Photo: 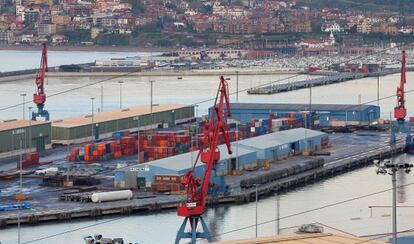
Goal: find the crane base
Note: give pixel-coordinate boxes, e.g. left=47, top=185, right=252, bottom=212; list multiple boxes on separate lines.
left=32, top=110, right=50, bottom=121
left=175, top=216, right=212, bottom=244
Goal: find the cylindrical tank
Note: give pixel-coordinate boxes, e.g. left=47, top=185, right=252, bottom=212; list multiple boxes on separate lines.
left=91, top=190, right=133, bottom=203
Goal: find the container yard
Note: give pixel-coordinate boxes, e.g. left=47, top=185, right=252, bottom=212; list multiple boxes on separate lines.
left=0, top=131, right=406, bottom=228
left=51, top=104, right=194, bottom=145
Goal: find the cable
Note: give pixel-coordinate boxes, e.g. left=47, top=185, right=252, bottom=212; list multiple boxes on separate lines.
left=213, top=181, right=414, bottom=237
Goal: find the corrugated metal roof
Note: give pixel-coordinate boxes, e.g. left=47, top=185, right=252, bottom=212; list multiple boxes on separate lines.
left=238, top=128, right=325, bottom=149
left=0, top=119, right=50, bottom=132
left=214, top=233, right=384, bottom=244
left=51, top=104, right=189, bottom=128
left=230, top=103, right=376, bottom=112
left=123, top=142, right=256, bottom=172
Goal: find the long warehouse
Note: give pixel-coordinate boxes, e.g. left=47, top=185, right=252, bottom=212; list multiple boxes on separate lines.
left=52, top=104, right=194, bottom=144
left=114, top=128, right=327, bottom=189
left=228, top=103, right=380, bottom=126
left=0, top=119, right=51, bottom=159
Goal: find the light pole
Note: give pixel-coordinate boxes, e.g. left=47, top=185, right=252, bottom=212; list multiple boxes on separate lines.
left=276, top=194, right=280, bottom=235
left=17, top=138, right=23, bottom=244
left=28, top=107, right=33, bottom=151
left=149, top=80, right=155, bottom=125
left=101, top=84, right=104, bottom=112
left=20, top=93, right=26, bottom=120
left=118, top=81, right=124, bottom=109
left=236, top=71, right=239, bottom=102
left=255, top=183, right=259, bottom=238
left=90, top=97, right=95, bottom=140
left=374, top=159, right=413, bottom=244
left=377, top=75, right=380, bottom=106
left=149, top=80, right=154, bottom=113
left=134, top=116, right=141, bottom=163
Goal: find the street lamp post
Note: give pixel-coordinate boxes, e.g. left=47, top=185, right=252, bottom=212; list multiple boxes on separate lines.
left=374, top=158, right=413, bottom=244
left=118, top=81, right=124, bottom=109
left=149, top=80, right=155, bottom=125
left=255, top=183, right=259, bottom=238
left=90, top=97, right=95, bottom=140
left=135, top=116, right=140, bottom=163
left=101, top=84, right=104, bottom=112
left=149, top=80, right=154, bottom=113
left=21, top=93, right=26, bottom=120
left=236, top=71, right=239, bottom=103
left=28, top=107, right=33, bottom=151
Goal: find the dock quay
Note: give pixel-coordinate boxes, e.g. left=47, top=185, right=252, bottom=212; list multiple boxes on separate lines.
left=0, top=133, right=405, bottom=228
left=247, top=68, right=413, bottom=95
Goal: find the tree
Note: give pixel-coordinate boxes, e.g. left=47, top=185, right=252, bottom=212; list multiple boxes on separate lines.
left=63, top=29, right=91, bottom=43
left=96, top=33, right=130, bottom=45
left=131, top=0, right=146, bottom=14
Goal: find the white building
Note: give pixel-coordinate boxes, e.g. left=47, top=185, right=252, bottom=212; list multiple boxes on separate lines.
left=322, top=22, right=343, bottom=33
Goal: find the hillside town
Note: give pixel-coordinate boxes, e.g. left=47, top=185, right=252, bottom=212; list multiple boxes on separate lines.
left=0, top=0, right=413, bottom=49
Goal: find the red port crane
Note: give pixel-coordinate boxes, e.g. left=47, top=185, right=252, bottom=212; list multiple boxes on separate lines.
left=32, top=43, right=50, bottom=121
left=394, top=50, right=407, bottom=122
left=175, top=76, right=232, bottom=244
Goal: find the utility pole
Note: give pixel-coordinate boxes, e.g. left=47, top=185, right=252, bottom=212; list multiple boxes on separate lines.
left=149, top=80, right=154, bottom=113
left=101, top=84, right=104, bottom=112
left=149, top=80, right=155, bottom=125
left=255, top=183, right=259, bottom=238
left=21, top=93, right=26, bottom=120
left=236, top=71, right=239, bottom=102
left=374, top=159, right=413, bottom=244
left=90, top=97, right=95, bottom=140
left=118, top=81, right=124, bottom=109
left=377, top=75, right=380, bottom=106
left=28, top=107, right=33, bottom=151
left=276, top=194, right=280, bottom=235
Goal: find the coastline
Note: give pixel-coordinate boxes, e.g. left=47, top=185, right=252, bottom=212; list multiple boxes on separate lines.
left=0, top=69, right=300, bottom=82
left=0, top=45, right=171, bottom=53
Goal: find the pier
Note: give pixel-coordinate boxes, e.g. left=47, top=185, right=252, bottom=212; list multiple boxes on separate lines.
left=0, top=134, right=405, bottom=228
left=247, top=68, right=410, bottom=95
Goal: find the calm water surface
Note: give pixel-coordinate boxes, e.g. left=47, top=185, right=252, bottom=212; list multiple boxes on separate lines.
left=1, top=51, right=414, bottom=243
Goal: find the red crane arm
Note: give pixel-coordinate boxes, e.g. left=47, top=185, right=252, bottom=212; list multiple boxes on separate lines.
left=177, top=76, right=232, bottom=217
left=33, top=43, right=48, bottom=106
left=394, top=50, right=407, bottom=121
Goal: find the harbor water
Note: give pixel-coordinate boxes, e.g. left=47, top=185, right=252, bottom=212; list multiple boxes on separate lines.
left=1, top=51, right=414, bottom=243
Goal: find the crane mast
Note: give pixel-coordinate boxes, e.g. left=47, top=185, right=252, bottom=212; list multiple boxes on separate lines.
left=32, top=43, right=50, bottom=121
left=175, top=76, right=232, bottom=244
left=394, top=50, right=407, bottom=123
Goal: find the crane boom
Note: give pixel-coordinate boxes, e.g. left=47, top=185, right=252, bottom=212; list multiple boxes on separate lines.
left=394, top=50, right=406, bottom=122
left=32, top=43, right=50, bottom=121
left=175, top=76, right=232, bottom=244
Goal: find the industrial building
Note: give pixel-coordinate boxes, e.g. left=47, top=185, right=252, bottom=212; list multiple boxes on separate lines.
left=228, top=103, right=380, bottom=126
left=51, top=104, right=194, bottom=144
left=114, top=128, right=327, bottom=189
left=114, top=142, right=257, bottom=188
left=0, top=119, right=51, bottom=158
left=237, top=128, right=327, bottom=161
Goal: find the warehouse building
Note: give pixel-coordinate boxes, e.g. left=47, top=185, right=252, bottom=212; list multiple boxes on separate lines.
left=52, top=104, right=194, bottom=145
left=114, top=128, right=327, bottom=189
left=0, top=119, right=51, bottom=158
left=228, top=103, right=380, bottom=126
left=237, top=128, right=327, bottom=162
left=114, top=142, right=257, bottom=188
